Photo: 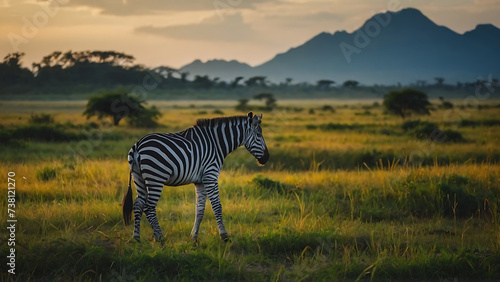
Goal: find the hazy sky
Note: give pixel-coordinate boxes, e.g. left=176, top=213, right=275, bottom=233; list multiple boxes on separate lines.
left=1, top=0, right=499, bottom=69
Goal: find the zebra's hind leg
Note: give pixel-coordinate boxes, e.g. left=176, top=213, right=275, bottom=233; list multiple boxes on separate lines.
left=144, top=181, right=165, bottom=243
left=132, top=170, right=147, bottom=243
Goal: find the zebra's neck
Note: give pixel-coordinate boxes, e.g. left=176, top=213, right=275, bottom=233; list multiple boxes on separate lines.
left=196, top=116, right=249, bottom=159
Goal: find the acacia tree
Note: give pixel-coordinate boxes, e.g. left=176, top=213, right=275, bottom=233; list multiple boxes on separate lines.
left=83, top=91, right=160, bottom=126
left=254, top=92, right=277, bottom=110
left=245, top=76, right=267, bottom=87
left=235, top=98, right=249, bottom=111
left=230, top=76, right=244, bottom=88
left=434, top=77, right=445, bottom=86
left=383, top=88, right=430, bottom=119
left=317, top=79, right=335, bottom=90
left=343, top=80, right=359, bottom=88
left=0, top=52, right=33, bottom=86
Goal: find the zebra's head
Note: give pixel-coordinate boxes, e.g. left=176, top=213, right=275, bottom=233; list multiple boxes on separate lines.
left=244, top=112, right=270, bottom=165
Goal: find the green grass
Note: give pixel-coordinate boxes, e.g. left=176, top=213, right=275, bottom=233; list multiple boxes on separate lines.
left=0, top=100, right=499, bottom=281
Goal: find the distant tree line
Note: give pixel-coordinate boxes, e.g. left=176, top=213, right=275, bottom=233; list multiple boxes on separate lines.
left=1, top=51, right=497, bottom=95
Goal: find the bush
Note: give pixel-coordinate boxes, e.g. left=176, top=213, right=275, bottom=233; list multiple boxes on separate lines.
left=0, top=130, right=12, bottom=144
left=320, top=123, right=355, bottom=130
left=441, top=130, right=465, bottom=143
left=29, top=113, right=54, bottom=125
left=37, top=166, right=58, bottom=181
left=355, top=110, right=372, bottom=116
left=438, top=175, right=479, bottom=218
left=11, top=125, right=78, bottom=142
left=456, top=119, right=500, bottom=127
left=402, top=120, right=464, bottom=142
left=320, top=105, right=335, bottom=112
left=306, top=123, right=365, bottom=131
left=402, top=120, right=438, bottom=139
left=413, top=122, right=439, bottom=139
left=440, top=101, right=454, bottom=109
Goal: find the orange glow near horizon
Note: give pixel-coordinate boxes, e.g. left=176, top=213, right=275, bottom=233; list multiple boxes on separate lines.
left=1, top=0, right=499, bottom=68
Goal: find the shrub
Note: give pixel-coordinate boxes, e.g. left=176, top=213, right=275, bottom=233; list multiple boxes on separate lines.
left=402, top=120, right=435, bottom=131
left=0, top=130, right=12, bottom=144
left=37, top=166, right=58, bottom=181
left=355, top=110, right=372, bottom=116
left=29, top=113, right=54, bottom=125
left=402, top=120, right=464, bottom=142
left=457, top=119, right=500, bottom=127
left=413, top=122, right=439, bottom=139
left=402, top=120, right=437, bottom=139
left=320, top=123, right=355, bottom=130
left=438, top=175, right=479, bottom=218
left=320, top=105, right=335, bottom=112
left=306, top=123, right=364, bottom=131
left=440, top=101, right=454, bottom=109
left=440, top=130, right=464, bottom=143
left=11, top=125, right=78, bottom=142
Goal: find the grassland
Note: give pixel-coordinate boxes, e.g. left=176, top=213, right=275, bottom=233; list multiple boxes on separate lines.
left=0, top=99, right=499, bottom=281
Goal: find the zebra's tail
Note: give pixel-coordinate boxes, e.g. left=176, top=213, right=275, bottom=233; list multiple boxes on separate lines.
left=122, top=170, right=133, bottom=225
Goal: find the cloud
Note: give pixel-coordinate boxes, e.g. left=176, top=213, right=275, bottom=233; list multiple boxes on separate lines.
left=57, top=0, right=276, bottom=15
left=474, top=0, right=500, bottom=4
left=135, top=13, right=254, bottom=41
left=264, top=11, right=347, bottom=27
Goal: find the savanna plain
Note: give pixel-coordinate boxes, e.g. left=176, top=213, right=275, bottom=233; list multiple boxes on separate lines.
left=0, top=99, right=499, bottom=281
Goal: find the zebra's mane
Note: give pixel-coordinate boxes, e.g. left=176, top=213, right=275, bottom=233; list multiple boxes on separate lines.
left=195, top=115, right=248, bottom=128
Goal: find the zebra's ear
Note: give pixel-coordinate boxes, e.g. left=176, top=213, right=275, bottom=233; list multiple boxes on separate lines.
left=251, top=114, right=260, bottom=126
left=247, top=112, right=254, bottom=119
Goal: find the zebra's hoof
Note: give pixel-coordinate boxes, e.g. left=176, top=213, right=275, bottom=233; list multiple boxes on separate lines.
left=220, top=233, right=230, bottom=242
left=154, top=236, right=167, bottom=245
left=192, top=238, right=198, bottom=247
left=131, top=236, right=141, bottom=244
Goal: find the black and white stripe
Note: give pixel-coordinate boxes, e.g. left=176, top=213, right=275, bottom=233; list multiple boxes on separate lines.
left=122, top=112, right=269, bottom=242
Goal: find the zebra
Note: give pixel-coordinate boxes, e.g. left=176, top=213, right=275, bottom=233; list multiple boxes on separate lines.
left=122, top=112, right=269, bottom=243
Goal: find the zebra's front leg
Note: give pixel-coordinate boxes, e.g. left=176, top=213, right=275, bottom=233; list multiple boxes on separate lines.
left=191, top=183, right=207, bottom=242
left=206, top=182, right=229, bottom=241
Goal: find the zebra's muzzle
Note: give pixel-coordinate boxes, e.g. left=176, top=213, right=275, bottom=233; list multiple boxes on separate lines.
left=257, top=148, right=270, bottom=165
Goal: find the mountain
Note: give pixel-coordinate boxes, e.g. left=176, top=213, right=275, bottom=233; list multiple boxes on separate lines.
left=180, top=8, right=500, bottom=85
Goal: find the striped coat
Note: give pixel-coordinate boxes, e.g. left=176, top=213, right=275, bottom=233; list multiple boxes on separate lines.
left=122, top=112, right=269, bottom=243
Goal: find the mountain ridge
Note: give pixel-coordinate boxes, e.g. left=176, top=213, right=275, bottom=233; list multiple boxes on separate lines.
left=180, top=8, right=500, bottom=85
